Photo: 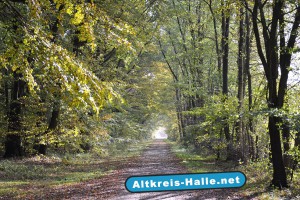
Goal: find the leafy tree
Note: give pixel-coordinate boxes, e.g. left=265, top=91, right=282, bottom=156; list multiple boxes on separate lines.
left=248, top=0, right=300, bottom=188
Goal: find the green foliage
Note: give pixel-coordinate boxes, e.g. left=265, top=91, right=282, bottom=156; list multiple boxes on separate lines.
left=0, top=140, right=151, bottom=198
left=0, top=0, right=165, bottom=156
left=188, top=95, right=239, bottom=132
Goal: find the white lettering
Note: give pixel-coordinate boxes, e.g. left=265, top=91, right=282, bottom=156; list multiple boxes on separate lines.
left=221, top=178, right=227, bottom=184
left=235, top=176, right=240, bottom=184
left=194, top=179, right=200, bottom=185
left=133, top=181, right=140, bottom=188
left=141, top=180, right=144, bottom=188
left=145, top=180, right=149, bottom=187
left=150, top=180, right=157, bottom=187
left=158, top=181, right=162, bottom=187
left=228, top=178, right=234, bottom=184
left=163, top=181, right=169, bottom=187
left=185, top=178, right=193, bottom=186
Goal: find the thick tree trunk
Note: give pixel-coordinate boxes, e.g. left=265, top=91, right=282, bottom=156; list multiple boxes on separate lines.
left=4, top=72, right=26, bottom=158
left=267, top=65, right=288, bottom=188
left=48, top=101, right=60, bottom=130
left=34, top=99, right=60, bottom=155
left=269, top=116, right=288, bottom=188
left=4, top=134, right=22, bottom=158
left=278, top=5, right=292, bottom=170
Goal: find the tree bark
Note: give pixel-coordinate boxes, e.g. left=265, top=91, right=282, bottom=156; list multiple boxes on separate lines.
left=245, top=9, right=255, bottom=161
left=221, top=0, right=233, bottom=160
left=269, top=116, right=287, bottom=188
left=237, top=4, right=245, bottom=161
left=4, top=72, right=26, bottom=158
left=175, top=88, right=184, bottom=139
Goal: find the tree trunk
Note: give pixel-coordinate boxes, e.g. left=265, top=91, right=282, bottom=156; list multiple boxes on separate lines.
left=282, top=122, right=291, bottom=168
left=237, top=5, right=245, bottom=161
left=221, top=1, right=233, bottom=160
left=269, top=116, right=288, bottom=188
left=245, top=8, right=255, bottom=161
left=267, top=60, right=288, bottom=188
left=205, top=0, right=222, bottom=82
left=277, top=4, right=291, bottom=169
left=4, top=72, right=26, bottom=158
left=175, top=88, right=184, bottom=139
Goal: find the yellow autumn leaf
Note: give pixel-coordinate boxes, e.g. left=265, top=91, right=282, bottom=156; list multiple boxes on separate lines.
left=71, top=7, right=84, bottom=25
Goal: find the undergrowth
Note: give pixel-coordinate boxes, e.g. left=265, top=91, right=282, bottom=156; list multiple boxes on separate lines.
left=168, top=140, right=300, bottom=200
left=0, top=140, right=152, bottom=199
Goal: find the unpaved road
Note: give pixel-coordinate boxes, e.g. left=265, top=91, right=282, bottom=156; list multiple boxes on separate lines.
left=28, top=140, right=246, bottom=200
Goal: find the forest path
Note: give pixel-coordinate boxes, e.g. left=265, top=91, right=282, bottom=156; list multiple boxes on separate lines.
left=28, top=140, right=245, bottom=200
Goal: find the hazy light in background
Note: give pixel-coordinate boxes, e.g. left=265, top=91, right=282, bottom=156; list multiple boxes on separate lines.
left=153, top=127, right=168, bottom=139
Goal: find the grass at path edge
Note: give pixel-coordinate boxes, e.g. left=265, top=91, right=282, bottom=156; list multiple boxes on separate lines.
left=0, top=140, right=153, bottom=199
left=167, top=140, right=300, bottom=200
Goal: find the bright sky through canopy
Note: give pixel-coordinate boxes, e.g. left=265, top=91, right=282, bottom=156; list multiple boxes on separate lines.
left=153, top=127, right=168, bottom=139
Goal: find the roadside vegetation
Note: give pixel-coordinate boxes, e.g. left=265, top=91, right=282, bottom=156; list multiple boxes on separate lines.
left=169, top=141, right=300, bottom=200
left=0, top=140, right=152, bottom=199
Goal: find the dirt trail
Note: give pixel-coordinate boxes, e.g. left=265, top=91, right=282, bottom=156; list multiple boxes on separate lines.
left=28, top=140, right=245, bottom=200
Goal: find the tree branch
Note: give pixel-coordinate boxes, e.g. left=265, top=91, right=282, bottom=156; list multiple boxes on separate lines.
left=252, top=0, right=268, bottom=79
left=158, top=40, right=178, bottom=82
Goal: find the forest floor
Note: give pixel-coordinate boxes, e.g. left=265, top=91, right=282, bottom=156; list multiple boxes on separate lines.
left=0, top=140, right=299, bottom=199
